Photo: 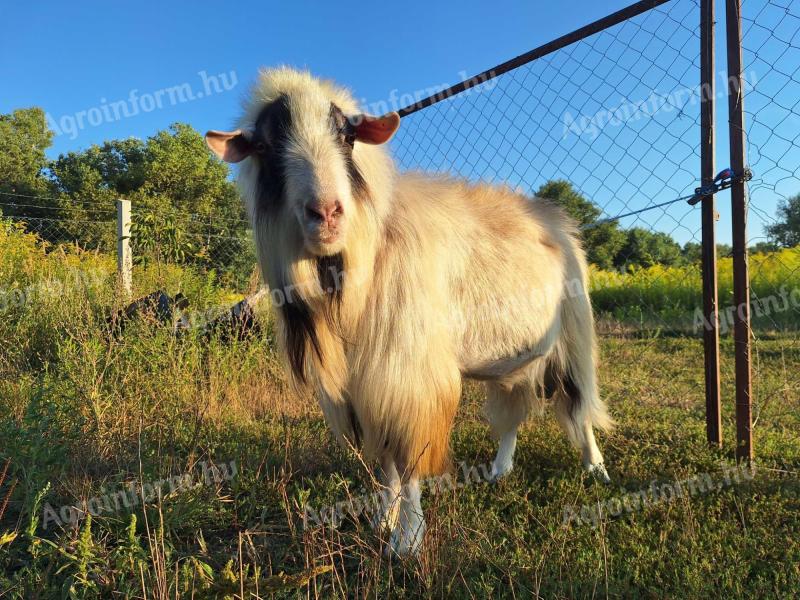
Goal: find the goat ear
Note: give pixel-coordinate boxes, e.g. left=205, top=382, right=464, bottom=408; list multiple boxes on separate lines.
left=205, top=129, right=254, bottom=163
left=350, top=112, right=401, bottom=145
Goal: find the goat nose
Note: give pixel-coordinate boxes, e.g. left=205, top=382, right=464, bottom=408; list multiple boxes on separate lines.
left=306, top=200, right=343, bottom=225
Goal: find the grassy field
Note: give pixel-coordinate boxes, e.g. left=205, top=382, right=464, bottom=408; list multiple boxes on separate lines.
left=1, top=220, right=799, bottom=598
left=590, top=248, right=800, bottom=330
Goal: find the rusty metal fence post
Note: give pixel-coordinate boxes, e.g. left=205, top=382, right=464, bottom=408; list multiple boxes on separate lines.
left=700, top=0, right=721, bottom=448
left=725, top=0, right=754, bottom=463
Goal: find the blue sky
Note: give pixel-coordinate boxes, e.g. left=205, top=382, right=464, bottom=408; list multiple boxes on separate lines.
left=1, top=0, right=797, bottom=246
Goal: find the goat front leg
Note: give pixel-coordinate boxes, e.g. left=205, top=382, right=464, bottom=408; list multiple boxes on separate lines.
left=371, top=455, right=402, bottom=532
left=373, top=456, right=425, bottom=556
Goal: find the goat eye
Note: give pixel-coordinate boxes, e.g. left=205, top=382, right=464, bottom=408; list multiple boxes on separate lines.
left=254, top=141, right=267, bottom=153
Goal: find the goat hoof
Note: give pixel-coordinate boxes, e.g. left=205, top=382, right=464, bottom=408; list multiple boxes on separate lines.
left=586, top=462, right=611, bottom=484
left=370, top=503, right=399, bottom=532
left=489, top=461, right=513, bottom=483
left=385, top=521, right=425, bottom=557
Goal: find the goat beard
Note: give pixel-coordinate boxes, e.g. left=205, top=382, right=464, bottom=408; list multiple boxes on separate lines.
left=279, top=252, right=349, bottom=400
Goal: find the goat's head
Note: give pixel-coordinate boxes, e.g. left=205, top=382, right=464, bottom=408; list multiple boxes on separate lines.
left=205, top=68, right=400, bottom=258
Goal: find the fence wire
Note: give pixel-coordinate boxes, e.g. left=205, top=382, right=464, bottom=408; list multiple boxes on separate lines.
left=393, top=0, right=705, bottom=333
left=128, top=204, right=255, bottom=290
left=389, top=0, right=800, bottom=449
left=0, top=193, right=117, bottom=252
left=0, top=194, right=257, bottom=292
left=740, top=0, right=800, bottom=433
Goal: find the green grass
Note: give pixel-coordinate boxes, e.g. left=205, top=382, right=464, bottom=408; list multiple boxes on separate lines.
left=1, top=220, right=799, bottom=598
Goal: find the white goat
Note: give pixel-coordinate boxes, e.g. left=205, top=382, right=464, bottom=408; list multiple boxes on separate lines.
left=206, top=67, right=612, bottom=555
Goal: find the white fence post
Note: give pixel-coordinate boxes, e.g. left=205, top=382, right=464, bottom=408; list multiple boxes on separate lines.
left=116, top=199, right=132, bottom=297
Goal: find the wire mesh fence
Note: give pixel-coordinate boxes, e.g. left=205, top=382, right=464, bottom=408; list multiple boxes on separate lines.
left=739, top=0, right=800, bottom=435
left=393, top=0, right=709, bottom=333
left=0, top=192, right=257, bottom=292
left=128, top=204, right=255, bottom=290
left=388, top=0, right=799, bottom=456
left=0, top=192, right=118, bottom=251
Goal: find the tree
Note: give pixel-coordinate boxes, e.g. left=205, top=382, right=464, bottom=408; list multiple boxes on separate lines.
left=535, top=180, right=625, bottom=269
left=47, top=139, right=149, bottom=248
left=0, top=108, right=53, bottom=196
left=682, top=241, right=702, bottom=264
left=0, top=108, right=60, bottom=243
left=49, top=125, right=238, bottom=215
left=614, top=228, right=683, bottom=269
left=766, top=194, right=800, bottom=248
left=750, top=241, right=778, bottom=255
left=51, top=138, right=147, bottom=200
left=140, top=123, right=238, bottom=216
left=48, top=123, right=250, bottom=268
left=132, top=123, right=251, bottom=285
left=681, top=242, right=743, bottom=264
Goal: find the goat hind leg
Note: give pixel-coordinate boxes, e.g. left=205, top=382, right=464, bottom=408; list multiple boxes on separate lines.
left=554, top=375, right=611, bottom=484
left=485, top=381, right=533, bottom=481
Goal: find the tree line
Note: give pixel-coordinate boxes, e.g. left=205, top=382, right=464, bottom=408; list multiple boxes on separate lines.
left=535, top=180, right=797, bottom=271
left=0, top=107, right=252, bottom=286
left=1, top=107, right=798, bottom=281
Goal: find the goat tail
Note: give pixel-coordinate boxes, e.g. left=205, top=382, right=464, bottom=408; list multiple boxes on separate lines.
left=555, top=253, right=614, bottom=443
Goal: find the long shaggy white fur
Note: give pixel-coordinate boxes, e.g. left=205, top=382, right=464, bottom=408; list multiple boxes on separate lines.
left=216, top=67, right=613, bottom=553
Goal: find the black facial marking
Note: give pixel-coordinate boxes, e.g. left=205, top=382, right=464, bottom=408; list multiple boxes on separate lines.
left=328, top=103, right=354, bottom=146
left=345, top=152, right=368, bottom=199
left=329, top=103, right=369, bottom=199
left=252, top=95, right=292, bottom=216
